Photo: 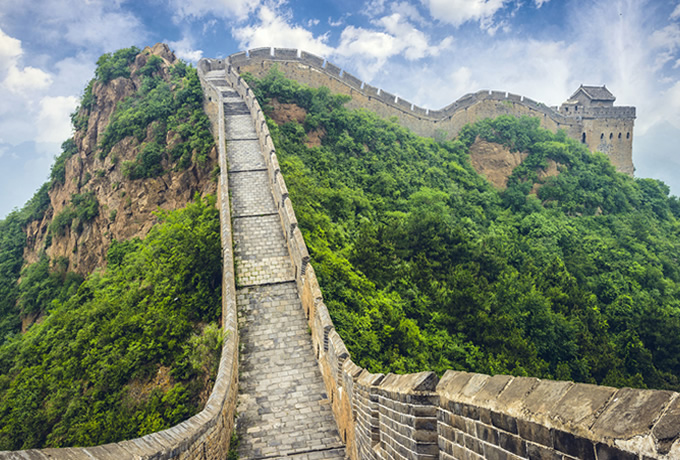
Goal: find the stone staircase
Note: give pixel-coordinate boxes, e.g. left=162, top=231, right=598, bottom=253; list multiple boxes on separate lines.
left=220, top=85, right=346, bottom=459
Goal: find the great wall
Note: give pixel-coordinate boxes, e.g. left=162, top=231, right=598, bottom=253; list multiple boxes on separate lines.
left=228, top=48, right=636, bottom=177
left=1, top=49, right=676, bottom=460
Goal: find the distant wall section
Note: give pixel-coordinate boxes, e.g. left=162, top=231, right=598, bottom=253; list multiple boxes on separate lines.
left=229, top=47, right=635, bottom=175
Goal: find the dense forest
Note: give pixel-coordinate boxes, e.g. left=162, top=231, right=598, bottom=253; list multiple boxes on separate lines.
left=0, top=48, right=221, bottom=449
left=246, top=69, right=680, bottom=391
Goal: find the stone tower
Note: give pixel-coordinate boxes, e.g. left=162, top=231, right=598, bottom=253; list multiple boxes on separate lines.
left=559, top=85, right=636, bottom=175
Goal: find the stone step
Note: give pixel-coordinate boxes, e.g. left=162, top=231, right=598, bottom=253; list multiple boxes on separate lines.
left=222, top=86, right=346, bottom=459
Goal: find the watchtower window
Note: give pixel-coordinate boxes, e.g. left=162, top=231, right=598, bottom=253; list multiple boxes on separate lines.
left=575, top=106, right=578, bottom=112
left=618, top=132, right=621, bottom=139
left=627, top=132, right=630, bottom=139
left=581, top=132, right=586, bottom=143
left=609, top=133, right=613, bottom=140
left=600, top=133, right=604, bottom=140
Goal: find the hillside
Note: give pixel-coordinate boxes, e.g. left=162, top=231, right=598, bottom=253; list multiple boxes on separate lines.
left=0, top=45, right=221, bottom=449
left=0, top=44, right=218, bottom=338
left=246, top=69, right=680, bottom=391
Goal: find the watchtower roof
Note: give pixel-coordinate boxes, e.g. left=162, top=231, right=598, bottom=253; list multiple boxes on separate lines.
left=570, top=85, right=616, bottom=102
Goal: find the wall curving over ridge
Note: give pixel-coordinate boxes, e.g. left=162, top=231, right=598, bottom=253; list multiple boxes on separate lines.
left=0, top=51, right=660, bottom=460
left=229, top=47, right=635, bottom=176
left=198, top=55, right=678, bottom=460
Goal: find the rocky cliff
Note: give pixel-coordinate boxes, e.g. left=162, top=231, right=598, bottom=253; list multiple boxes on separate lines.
left=23, top=44, right=218, bottom=277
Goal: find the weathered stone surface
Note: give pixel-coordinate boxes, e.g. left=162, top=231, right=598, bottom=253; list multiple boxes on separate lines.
left=652, top=395, right=680, bottom=453
left=590, top=388, right=674, bottom=440
left=522, top=380, right=573, bottom=417
left=549, top=382, right=616, bottom=436
left=473, top=374, right=513, bottom=409
left=223, top=86, right=345, bottom=459
left=496, top=377, right=540, bottom=416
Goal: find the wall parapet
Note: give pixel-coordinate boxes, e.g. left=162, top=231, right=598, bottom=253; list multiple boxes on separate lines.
left=226, top=47, right=587, bottom=125
left=0, top=58, right=241, bottom=460
left=204, top=53, right=676, bottom=460
left=229, top=47, right=636, bottom=176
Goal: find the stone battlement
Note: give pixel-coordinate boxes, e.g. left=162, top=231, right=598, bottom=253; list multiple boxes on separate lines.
left=0, top=52, right=654, bottom=460
left=227, top=47, right=636, bottom=176
left=200, top=55, right=677, bottom=459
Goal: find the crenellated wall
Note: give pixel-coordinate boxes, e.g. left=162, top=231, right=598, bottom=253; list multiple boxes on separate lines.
left=0, top=52, right=660, bottom=460
left=229, top=47, right=635, bottom=176
left=200, top=55, right=679, bottom=460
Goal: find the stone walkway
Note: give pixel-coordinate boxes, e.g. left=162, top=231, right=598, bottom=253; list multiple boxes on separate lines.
left=221, top=87, right=346, bottom=460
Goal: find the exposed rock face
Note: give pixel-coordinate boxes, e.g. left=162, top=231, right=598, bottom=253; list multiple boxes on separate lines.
left=23, top=44, right=218, bottom=275
left=468, top=138, right=561, bottom=192
left=468, top=138, right=527, bottom=190
left=268, top=100, right=325, bottom=148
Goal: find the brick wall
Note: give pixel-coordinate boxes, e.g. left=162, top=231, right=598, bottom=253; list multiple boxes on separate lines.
left=207, top=55, right=679, bottom=460
left=231, top=47, right=634, bottom=176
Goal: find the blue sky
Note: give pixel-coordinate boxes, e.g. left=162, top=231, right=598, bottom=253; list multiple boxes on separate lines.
left=1, top=0, right=679, bottom=218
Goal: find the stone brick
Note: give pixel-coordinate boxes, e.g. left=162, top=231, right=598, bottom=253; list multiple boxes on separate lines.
left=498, top=430, right=526, bottom=457
left=549, top=383, right=616, bottom=436
left=553, top=429, right=595, bottom=460
left=490, top=411, right=518, bottom=435
left=590, top=388, right=674, bottom=441
left=517, top=419, right=552, bottom=447
left=526, top=442, right=561, bottom=460
left=652, top=395, right=680, bottom=454
left=476, top=422, right=499, bottom=445
left=595, top=443, right=638, bottom=460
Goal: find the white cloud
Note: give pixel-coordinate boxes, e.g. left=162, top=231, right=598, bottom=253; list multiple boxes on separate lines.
left=170, top=0, right=262, bottom=21
left=535, top=0, right=550, bottom=7
left=0, top=28, right=22, bottom=72
left=420, top=0, right=507, bottom=27
left=671, top=3, right=680, bottom=20
left=328, top=17, right=344, bottom=27
left=233, top=6, right=333, bottom=56
left=391, top=1, right=427, bottom=25
left=0, top=28, right=53, bottom=96
left=450, top=67, right=477, bottom=95
left=168, top=38, right=204, bottom=62
left=1, top=0, right=146, bottom=51
left=36, top=96, right=78, bottom=143
left=4, top=65, right=53, bottom=94
left=335, top=13, right=452, bottom=79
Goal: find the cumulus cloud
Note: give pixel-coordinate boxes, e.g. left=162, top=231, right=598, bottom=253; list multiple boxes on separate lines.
left=4, top=66, right=52, bottom=94
left=170, top=0, right=262, bottom=21
left=0, top=28, right=22, bottom=72
left=334, top=13, right=452, bottom=80
left=1, top=0, right=146, bottom=51
left=420, top=0, right=507, bottom=28
left=168, top=38, right=204, bottom=62
left=0, top=28, right=53, bottom=96
left=233, top=6, right=333, bottom=56
left=36, top=96, right=78, bottom=143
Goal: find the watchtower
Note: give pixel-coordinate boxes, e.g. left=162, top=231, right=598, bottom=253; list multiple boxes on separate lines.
left=560, top=85, right=636, bottom=175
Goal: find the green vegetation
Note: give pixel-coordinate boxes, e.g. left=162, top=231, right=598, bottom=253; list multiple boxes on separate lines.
left=50, top=139, right=78, bottom=187
left=17, top=256, right=83, bottom=317
left=49, top=191, right=99, bottom=236
left=95, top=47, right=141, bottom=84
left=0, top=196, right=222, bottom=449
left=98, top=55, right=214, bottom=178
left=248, top=69, right=680, bottom=391
left=0, top=185, right=51, bottom=341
